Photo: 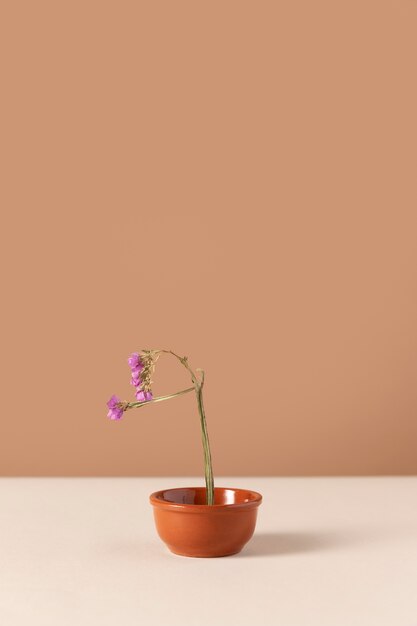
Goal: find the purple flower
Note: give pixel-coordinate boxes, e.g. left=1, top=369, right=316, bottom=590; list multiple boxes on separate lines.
left=128, top=353, right=143, bottom=371
left=107, top=395, right=124, bottom=420
left=128, top=353, right=144, bottom=389
left=135, top=390, right=153, bottom=402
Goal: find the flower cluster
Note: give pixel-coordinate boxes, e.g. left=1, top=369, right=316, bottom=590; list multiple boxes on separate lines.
left=128, top=351, right=155, bottom=401
left=107, top=395, right=125, bottom=421
left=107, top=350, right=157, bottom=421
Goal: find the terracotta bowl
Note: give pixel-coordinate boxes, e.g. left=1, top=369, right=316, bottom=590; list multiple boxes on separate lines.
left=149, top=486, right=262, bottom=557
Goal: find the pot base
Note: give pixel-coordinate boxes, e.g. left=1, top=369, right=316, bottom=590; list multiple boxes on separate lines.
left=167, top=546, right=244, bottom=558
left=150, top=487, right=262, bottom=558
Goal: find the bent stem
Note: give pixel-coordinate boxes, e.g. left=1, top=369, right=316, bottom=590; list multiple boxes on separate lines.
left=123, top=350, right=215, bottom=505
left=125, top=386, right=195, bottom=410
left=157, top=350, right=215, bottom=505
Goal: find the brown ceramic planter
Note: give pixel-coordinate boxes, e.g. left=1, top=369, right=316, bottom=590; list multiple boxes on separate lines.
left=149, top=486, right=262, bottom=557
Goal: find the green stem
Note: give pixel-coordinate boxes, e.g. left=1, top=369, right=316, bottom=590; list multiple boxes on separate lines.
left=155, top=350, right=215, bottom=505
left=195, top=383, right=214, bottom=505
left=125, top=386, right=194, bottom=410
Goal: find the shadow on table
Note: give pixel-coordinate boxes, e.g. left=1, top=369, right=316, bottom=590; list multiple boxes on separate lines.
left=98, top=532, right=351, bottom=560
left=238, top=531, right=345, bottom=557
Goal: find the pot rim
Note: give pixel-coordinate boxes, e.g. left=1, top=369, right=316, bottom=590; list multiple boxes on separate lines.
left=149, top=486, right=262, bottom=512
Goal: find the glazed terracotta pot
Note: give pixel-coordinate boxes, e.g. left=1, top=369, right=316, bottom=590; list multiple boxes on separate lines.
left=149, top=486, right=262, bottom=557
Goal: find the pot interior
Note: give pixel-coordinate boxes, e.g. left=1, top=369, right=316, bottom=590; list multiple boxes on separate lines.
left=156, top=487, right=261, bottom=506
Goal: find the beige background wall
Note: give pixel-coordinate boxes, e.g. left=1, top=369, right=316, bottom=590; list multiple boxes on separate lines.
left=1, top=1, right=416, bottom=476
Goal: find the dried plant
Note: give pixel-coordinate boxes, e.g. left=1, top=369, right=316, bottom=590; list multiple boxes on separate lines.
left=107, top=349, right=214, bottom=505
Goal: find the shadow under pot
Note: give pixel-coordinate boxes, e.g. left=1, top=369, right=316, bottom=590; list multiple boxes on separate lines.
left=149, top=486, right=262, bottom=557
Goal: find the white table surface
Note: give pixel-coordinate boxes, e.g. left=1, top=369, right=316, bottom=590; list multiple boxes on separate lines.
left=0, top=477, right=416, bottom=626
